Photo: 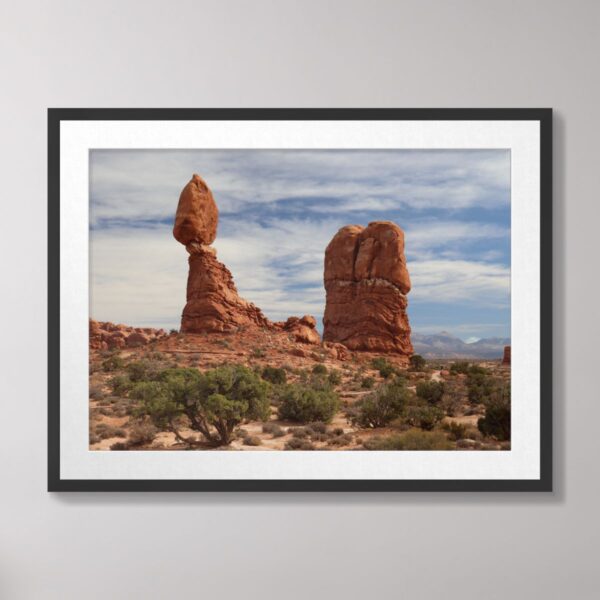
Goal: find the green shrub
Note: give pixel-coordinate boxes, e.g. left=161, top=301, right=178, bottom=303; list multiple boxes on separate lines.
left=108, top=374, right=132, bottom=396
left=307, top=422, right=328, bottom=434
left=312, top=364, right=328, bottom=376
left=89, top=385, right=106, bottom=400
left=327, top=370, right=342, bottom=386
left=278, top=384, right=340, bottom=423
left=371, top=357, right=397, bottom=379
left=466, top=368, right=496, bottom=404
left=128, top=419, right=158, bottom=446
left=478, top=399, right=511, bottom=441
left=364, top=429, right=452, bottom=450
left=350, top=378, right=411, bottom=428
left=361, top=376, right=375, bottom=389
left=409, top=354, right=426, bottom=371
left=262, top=421, right=285, bottom=437
left=262, top=366, right=287, bottom=384
left=291, top=427, right=310, bottom=439
left=243, top=435, right=262, bottom=446
left=262, top=422, right=285, bottom=437
left=102, top=354, right=125, bottom=372
left=284, top=438, right=315, bottom=450
left=94, top=423, right=127, bottom=439
left=110, top=441, right=129, bottom=451
left=251, top=348, right=266, bottom=358
left=134, top=364, right=270, bottom=446
left=416, top=380, right=445, bottom=404
left=450, top=361, right=471, bottom=374
left=405, top=404, right=445, bottom=431
left=327, top=433, right=353, bottom=446
left=444, top=421, right=468, bottom=441
left=127, top=360, right=161, bottom=383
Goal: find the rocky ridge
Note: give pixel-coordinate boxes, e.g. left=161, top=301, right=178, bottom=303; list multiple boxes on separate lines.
left=89, top=320, right=167, bottom=351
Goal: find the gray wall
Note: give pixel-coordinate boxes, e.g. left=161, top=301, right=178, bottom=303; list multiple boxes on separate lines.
left=1, top=1, right=597, bottom=598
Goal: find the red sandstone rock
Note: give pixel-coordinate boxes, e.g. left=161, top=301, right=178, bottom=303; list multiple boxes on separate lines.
left=173, top=174, right=219, bottom=246
left=180, top=246, right=271, bottom=333
left=108, top=333, right=126, bottom=349
left=323, top=221, right=413, bottom=356
left=502, top=345, right=511, bottom=365
left=173, top=175, right=273, bottom=335
left=89, top=320, right=104, bottom=349
left=277, top=315, right=320, bottom=345
left=323, top=341, right=351, bottom=361
left=126, top=332, right=150, bottom=347
left=290, top=347, right=309, bottom=358
left=89, top=319, right=163, bottom=350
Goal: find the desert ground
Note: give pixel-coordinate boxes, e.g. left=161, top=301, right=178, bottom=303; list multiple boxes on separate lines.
left=89, top=324, right=511, bottom=452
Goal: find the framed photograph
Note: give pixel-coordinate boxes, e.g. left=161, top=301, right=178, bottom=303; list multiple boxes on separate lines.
left=48, top=108, right=552, bottom=492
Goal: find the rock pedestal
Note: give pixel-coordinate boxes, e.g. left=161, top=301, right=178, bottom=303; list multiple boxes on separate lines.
left=323, top=221, right=413, bottom=355
left=181, top=244, right=271, bottom=333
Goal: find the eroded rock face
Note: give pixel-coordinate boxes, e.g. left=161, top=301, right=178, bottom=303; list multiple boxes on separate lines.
left=173, top=174, right=219, bottom=246
left=502, top=345, right=511, bottom=365
left=275, top=315, right=320, bottom=345
left=323, top=221, right=413, bottom=356
left=181, top=245, right=271, bottom=333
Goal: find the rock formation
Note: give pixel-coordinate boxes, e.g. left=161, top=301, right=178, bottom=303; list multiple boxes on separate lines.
left=173, top=174, right=218, bottom=246
left=323, top=221, right=413, bottom=356
left=502, top=345, right=511, bottom=365
left=181, top=244, right=271, bottom=333
left=89, top=320, right=166, bottom=350
left=174, top=174, right=319, bottom=343
left=275, top=315, right=320, bottom=345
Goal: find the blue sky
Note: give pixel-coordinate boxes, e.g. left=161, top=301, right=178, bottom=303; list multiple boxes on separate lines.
left=89, top=149, right=510, bottom=341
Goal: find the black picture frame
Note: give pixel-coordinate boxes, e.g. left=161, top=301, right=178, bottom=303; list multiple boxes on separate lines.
left=48, top=108, right=552, bottom=492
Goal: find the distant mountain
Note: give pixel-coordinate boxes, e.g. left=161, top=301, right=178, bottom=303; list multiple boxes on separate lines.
left=411, top=331, right=510, bottom=359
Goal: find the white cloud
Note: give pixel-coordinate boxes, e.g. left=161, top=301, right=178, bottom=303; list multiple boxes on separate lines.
left=90, top=149, right=510, bottom=225
left=409, top=259, right=510, bottom=306
left=90, top=227, right=187, bottom=330
left=406, top=220, right=508, bottom=256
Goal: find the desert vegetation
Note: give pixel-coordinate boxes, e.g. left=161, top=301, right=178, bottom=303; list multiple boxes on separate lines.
left=89, top=332, right=511, bottom=452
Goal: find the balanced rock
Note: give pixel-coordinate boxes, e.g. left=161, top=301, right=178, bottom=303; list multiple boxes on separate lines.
left=172, top=175, right=324, bottom=343
left=174, top=175, right=272, bottom=333
left=323, top=221, right=413, bottom=356
left=173, top=174, right=219, bottom=246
